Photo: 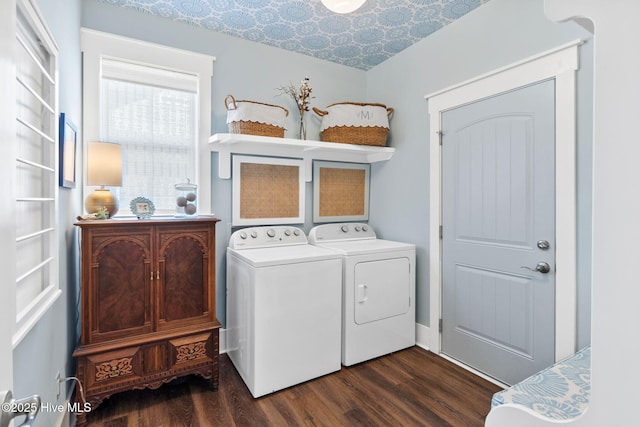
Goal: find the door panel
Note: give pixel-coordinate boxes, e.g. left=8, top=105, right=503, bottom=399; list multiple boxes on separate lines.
left=157, top=226, right=212, bottom=329
left=441, top=79, right=556, bottom=385
left=354, top=258, right=410, bottom=325
left=162, top=236, right=206, bottom=322
left=453, top=265, right=533, bottom=356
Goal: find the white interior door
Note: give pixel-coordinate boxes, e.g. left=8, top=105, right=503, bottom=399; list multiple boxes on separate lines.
left=441, top=79, right=556, bottom=385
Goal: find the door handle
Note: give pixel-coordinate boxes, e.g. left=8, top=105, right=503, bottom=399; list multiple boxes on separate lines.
left=520, top=262, right=551, bottom=274
left=357, top=284, right=368, bottom=303
left=0, top=391, right=40, bottom=427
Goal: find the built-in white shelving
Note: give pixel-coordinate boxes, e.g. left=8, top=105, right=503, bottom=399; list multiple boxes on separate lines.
left=208, top=133, right=395, bottom=182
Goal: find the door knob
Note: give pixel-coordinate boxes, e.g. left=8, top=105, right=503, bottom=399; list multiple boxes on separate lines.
left=520, top=262, right=551, bottom=274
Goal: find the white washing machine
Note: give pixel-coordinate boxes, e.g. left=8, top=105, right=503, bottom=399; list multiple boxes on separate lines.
left=226, top=226, right=342, bottom=398
left=308, top=223, right=416, bottom=366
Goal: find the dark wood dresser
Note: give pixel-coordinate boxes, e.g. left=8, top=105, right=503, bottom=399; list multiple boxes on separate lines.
left=73, top=217, right=221, bottom=426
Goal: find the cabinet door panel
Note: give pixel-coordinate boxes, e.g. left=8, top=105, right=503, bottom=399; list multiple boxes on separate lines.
left=92, top=238, right=153, bottom=341
left=157, top=227, right=212, bottom=329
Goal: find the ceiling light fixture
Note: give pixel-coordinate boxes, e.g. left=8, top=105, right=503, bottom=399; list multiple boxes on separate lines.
left=321, top=0, right=366, bottom=14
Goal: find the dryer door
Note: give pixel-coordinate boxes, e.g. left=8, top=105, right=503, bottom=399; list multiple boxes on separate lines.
left=354, top=257, right=411, bottom=324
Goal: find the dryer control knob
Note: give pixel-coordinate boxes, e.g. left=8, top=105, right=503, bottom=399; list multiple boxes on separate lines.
left=362, top=225, right=368, bottom=232
left=267, top=229, right=276, bottom=238
left=341, top=225, right=349, bottom=233
left=354, top=226, right=361, bottom=232
left=250, top=231, right=258, bottom=239
left=239, top=232, right=247, bottom=239
left=284, top=229, right=291, bottom=236
left=293, top=229, right=300, bottom=236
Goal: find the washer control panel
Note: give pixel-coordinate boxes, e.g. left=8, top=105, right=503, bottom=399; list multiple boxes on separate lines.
left=229, top=226, right=306, bottom=249
left=308, top=223, right=376, bottom=243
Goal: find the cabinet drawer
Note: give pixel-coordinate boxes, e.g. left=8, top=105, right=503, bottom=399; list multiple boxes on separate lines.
left=82, top=346, right=143, bottom=392
left=169, top=331, right=216, bottom=369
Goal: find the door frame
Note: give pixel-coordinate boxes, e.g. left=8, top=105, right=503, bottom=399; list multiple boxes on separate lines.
left=426, top=40, right=582, bottom=363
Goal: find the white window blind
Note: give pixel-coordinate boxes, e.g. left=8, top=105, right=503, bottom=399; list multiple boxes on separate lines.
left=100, top=58, right=198, bottom=214
left=13, top=0, right=61, bottom=346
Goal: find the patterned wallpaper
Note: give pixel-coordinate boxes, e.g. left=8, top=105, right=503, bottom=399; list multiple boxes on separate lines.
left=97, top=0, right=491, bottom=70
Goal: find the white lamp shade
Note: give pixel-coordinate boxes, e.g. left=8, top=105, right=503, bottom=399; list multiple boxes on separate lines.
left=321, top=0, right=366, bottom=14
left=87, top=142, right=123, bottom=186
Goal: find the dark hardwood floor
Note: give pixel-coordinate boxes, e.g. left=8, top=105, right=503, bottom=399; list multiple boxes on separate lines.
left=84, top=346, right=500, bottom=427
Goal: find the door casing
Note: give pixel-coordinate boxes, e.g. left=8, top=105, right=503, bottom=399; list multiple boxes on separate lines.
left=426, top=40, right=581, bottom=365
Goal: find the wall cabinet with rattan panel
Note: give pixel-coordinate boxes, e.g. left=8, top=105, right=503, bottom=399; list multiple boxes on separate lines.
left=73, top=217, right=221, bottom=426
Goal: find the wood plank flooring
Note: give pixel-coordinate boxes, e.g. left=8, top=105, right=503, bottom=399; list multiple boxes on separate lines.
left=84, top=347, right=501, bottom=427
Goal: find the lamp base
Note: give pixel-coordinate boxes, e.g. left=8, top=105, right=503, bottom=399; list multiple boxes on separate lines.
left=85, top=189, right=119, bottom=217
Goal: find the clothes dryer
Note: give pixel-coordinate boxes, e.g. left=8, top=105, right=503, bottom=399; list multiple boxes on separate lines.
left=226, top=226, right=342, bottom=397
left=308, top=223, right=416, bottom=366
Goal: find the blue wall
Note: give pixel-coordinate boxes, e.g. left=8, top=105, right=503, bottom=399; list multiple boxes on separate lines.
left=81, top=0, right=593, bottom=346
left=366, top=0, right=593, bottom=348
left=81, top=0, right=369, bottom=326
left=11, top=3, right=593, bottom=424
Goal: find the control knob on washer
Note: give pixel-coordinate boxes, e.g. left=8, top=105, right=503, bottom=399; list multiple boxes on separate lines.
left=284, top=229, right=291, bottom=236
left=293, top=229, right=300, bottom=236
left=267, top=229, right=276, bottom=238
left=239, top=231, right=247, bottom=239
left=341, top=225, right=349, bottom=233
left=250, top=231, right=258, bottom=239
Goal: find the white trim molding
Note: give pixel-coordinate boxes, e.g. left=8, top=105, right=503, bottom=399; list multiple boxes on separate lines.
left=425, top=40, right=581, bottom=363
left=415, top=322, right=431, bottom=351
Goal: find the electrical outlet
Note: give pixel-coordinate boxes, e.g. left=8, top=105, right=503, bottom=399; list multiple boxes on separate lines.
left=56, top=371, right=62, bottom=400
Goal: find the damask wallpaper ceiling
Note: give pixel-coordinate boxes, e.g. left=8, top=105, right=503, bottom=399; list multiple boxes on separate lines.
left=97, top=0, right=491, bottom=70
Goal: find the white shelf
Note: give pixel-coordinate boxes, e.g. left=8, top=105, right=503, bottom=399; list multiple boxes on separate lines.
left=208, top=133, right=395, bottom=182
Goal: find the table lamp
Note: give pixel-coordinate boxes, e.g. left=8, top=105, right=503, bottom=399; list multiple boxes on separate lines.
left=85, top=141, right=123, bottom=217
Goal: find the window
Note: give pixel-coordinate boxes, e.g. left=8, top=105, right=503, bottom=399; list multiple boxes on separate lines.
left=101, top=59, right=198, bottom=213
left=81, top=29, right=214, bottom=216
left=13, top=0, right=62, bottom=345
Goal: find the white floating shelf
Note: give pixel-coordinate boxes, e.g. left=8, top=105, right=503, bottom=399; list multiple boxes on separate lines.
left=208, top=133, right=395, bottom=182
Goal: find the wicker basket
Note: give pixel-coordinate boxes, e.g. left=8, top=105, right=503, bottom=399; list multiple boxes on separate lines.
left=312, top=102, right=394, bottom=146
left=225, top=94, right=289, bottom=138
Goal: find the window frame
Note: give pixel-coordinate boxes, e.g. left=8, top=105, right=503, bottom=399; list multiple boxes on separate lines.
left=81, top=28, right=214, bottom=217
left=11, top=0, right=62, bottom=347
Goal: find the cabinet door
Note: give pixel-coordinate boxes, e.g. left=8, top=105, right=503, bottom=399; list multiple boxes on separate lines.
left=89, top=231, right=154, bottom=343
left=156, top=225, right=214, bottom=330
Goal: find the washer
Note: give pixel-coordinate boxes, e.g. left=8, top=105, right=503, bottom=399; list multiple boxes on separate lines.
left=226, top=225, right=342, bottom=398
left=308, top=223, right=416, bottom=366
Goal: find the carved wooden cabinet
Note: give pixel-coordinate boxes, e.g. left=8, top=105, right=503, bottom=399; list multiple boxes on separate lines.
left=73, top=217, right=221, bottom=425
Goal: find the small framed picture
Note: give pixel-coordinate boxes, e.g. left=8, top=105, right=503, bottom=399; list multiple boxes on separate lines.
left=59, top=113, right=77, bottom=188
left=130, top=197, right=155, bottom=219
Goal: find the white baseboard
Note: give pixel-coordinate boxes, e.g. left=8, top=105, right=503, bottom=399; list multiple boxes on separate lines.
left=415, top=322, right=431, bottom=351
left=219, top=327, right=228, bottom=354
left=55, top=392, right=73, bottom=427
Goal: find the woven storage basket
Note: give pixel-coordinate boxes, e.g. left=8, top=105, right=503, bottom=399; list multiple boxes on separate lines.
left=312, top=102, right=394, bottom=146
left=225, top=94, right=289, bottom=138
